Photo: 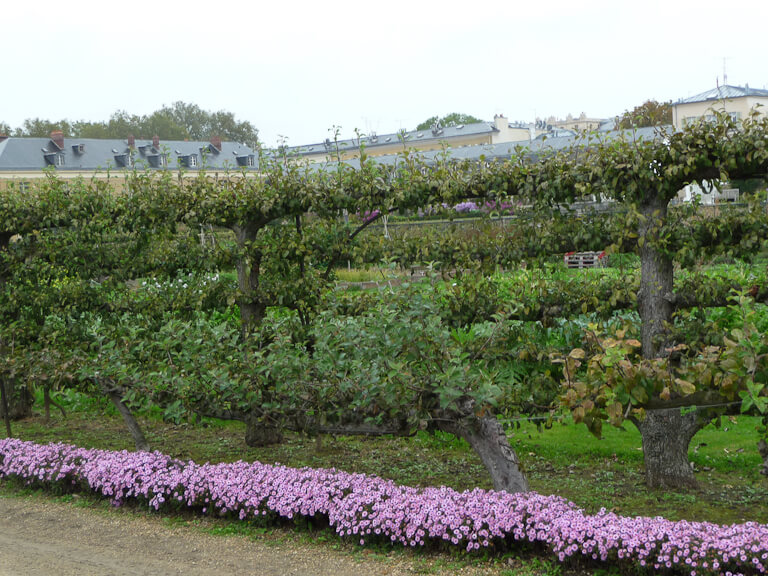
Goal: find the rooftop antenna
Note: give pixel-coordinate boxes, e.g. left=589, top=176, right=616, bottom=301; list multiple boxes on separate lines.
left=719, top=56, right=731, bottom=88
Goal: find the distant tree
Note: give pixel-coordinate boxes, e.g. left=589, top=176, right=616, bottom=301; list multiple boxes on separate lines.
left=11, top=104, right=259, bottom=147
left=72, top=121, right=111, bottom=139
left=147, top=102, right=259, bottom=147
left=18, top=118, right=73, bottom=137
left=207, top=110, right=260, bottom=149
left=0, top=122, right=12, bottom=136
left=140, top=109, right=190, bottom=141
left=416, top=113, right=484, bottom=131
left=617, top=100, right=672, bottom=129
left=74, top=111, right=143, bottom=140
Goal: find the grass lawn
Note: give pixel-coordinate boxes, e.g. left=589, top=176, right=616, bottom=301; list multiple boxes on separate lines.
left=4, top=392, right=766, bottom=526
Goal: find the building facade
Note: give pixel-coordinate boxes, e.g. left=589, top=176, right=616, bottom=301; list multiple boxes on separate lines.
left=542, top=112, right=607, bottom=133
left=0, top=133, right=258, bottom=190
left=672, top=84, right=768, bottom=130
left=282, top=115, right=534, bottom=163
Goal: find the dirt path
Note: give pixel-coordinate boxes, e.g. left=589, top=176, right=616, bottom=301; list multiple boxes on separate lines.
left=0, top=494, right=503, bottom=576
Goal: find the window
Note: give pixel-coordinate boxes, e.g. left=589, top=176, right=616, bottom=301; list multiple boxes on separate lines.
left=114, top=153, right=133, bottom=168
left=147, top=153, right=167, bottom=168
left=686, top=111, right=741, bottom=127
left=178, top=154, right=198, bottom=168
left=236, top=154, right=255, bottom=167
left=44, top=152, right=65, bottom=166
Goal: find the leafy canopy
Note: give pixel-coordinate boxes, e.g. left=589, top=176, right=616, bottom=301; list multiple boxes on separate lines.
left=616, top=100, right=673, bottom=129
left=2, top=102, right=259, bottom=148
left=415, top=113, right=485, bottom=131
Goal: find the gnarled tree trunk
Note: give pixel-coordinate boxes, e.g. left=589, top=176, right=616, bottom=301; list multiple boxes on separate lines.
left=233, top=224, right=267, bottom=336
left=637, top=197, right=674, bottom=359
left=0, top=378, right=33, bottom=422
left=1, top=377, right=12, bottom=437
left=244, top=413, right=283, bottom=447
left=632, top=408, right=707, bottom=489
left=437, top=414, right=528, bottom=493
left=758, top=438, right=768, bottom=477
left=42, top=387, right=66, bottom=423
left=634, top=196, right=707, bottom=488
left=102, top=385, right=150, bottom=452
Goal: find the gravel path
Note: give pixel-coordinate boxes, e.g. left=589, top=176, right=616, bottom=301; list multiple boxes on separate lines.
left=0, top=494, right=504, bottom=576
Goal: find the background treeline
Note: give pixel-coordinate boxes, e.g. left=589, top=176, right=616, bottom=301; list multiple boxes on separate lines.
left=0, top=102, right=259, bottom=148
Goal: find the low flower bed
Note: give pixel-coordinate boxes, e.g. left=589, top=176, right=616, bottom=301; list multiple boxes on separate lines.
left=1, top=438, right=766, bottom=575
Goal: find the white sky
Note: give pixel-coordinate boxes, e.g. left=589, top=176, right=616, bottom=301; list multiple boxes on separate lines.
left=2, top=0, right=766, bottom=147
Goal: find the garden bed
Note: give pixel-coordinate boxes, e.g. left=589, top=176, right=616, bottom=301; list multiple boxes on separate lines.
left=2, top=432, right=768, bottom=575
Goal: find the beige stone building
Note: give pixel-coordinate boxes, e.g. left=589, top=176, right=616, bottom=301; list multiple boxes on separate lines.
left=542, top=112, right=606, bottom=133
left=672, top=84, right=768, bottom=130
left=283, top=115, right=534, bottom=163
left=672, top=84, right=768, bottom=204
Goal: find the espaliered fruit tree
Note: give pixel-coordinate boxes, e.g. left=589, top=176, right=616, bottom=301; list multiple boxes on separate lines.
left=1, top=111, right=767, bottom=493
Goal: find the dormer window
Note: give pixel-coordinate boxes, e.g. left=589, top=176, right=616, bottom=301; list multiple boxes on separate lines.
left=178, top=153, right=198, bottom=168
left=147, top=153, right=167, bottom=168
left=72, top=143, right=85, bottom=155
left=114, top=153, right=133, bottom=168
left=43, top=151, right=65, bottom=166
left=236, top=154, right=255, bottom=167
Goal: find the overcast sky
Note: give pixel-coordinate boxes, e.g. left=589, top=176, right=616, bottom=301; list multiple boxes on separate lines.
left=2, top=0, right=766, bottom=147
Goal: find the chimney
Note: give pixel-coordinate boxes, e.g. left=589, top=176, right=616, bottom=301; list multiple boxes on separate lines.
left=152, top=135, right=160, bottom=149
left=50, top=130, right=65, bottom=150
left=210, top=135, right=222, bottom=152
left=127, top=134, right=135, bottom=149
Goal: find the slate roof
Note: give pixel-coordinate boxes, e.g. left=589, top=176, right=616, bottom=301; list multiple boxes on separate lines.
left=282, top=121, right=498, bottom=157
left=676, top=84, right=768, bottom=105
left=0, top=136, right=258, bottom=172
left=315, top=126, right=664, bottom=170
left=0, top=126, right=665, bottom=175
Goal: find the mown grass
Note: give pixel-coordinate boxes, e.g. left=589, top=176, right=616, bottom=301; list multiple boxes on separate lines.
left=333, top=266, right=401, bottom=283
left=4, top=391, right=767, bottom=526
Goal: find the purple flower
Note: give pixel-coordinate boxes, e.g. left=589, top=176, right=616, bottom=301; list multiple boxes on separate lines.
left=0, top=438, right=766, bottom=576
left=452, top=201, right=479, bottom=213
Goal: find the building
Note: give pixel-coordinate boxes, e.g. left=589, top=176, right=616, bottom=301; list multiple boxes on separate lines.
left=671, top=84, right=768, bottom=204
left=0, top=115, right=540, bottom=184
left=0, top=132, right=258, bottom=190
left=541, top=112, right=607, bottom=133
left=282, top=115, right=534, bottom=163
left=672, top=84, right=768, bottom=130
